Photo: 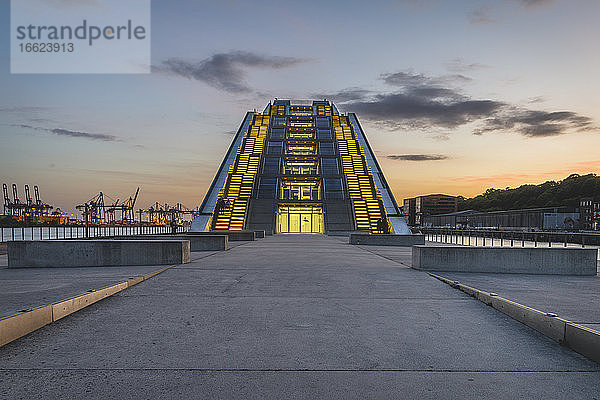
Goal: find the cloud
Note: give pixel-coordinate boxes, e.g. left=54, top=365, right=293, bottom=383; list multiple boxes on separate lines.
left=468, top=5, right=496, bottom=24
left=468, top=0, right=552, bottom=25
left=344, top=93, right=503, bottom=129
left=381, top=71, right=471, bottom=88
left=527, top=96, right=546, bottom=104
left=327, top=70, right=595, bottom=137
left=450, top=172, right=546, bottom=184
left=445, top=59, right=489, bottom=73
left=17, top=124, right=119, bottom=141
left=156, top=51, right=308, bottom=93
left=311, top=87, right=372, bottom=103
left=515, top=0, right=553, bottom=8
left=0, top=106, right=49, bottom=113
left=475, top=110, right=594, bottom=137
left=387, top=154, right=449, bottom=161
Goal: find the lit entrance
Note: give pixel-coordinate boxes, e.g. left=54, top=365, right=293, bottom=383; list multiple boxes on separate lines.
left=276, top=205, right=324, bottom=234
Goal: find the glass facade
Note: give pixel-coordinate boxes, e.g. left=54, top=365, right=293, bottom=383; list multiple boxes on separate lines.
left=283, top=158, right=318, bottom=175
left=276, top=205, right=324, bottom=234
left=280, top=179, right=321, bottom=201
left=205, top=99, right=399, bottom=234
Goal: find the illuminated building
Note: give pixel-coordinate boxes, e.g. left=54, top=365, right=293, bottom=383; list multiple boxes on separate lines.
left=580, top=198, right=600, bottom=230
left=191, top=100, right=408, bottom=234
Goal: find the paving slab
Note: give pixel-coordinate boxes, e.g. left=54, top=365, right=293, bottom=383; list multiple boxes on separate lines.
left=1, top=234, right=599, bottom=399
left=2, top=370, right=600, bottom=400
left=0, top=264, right=168, bottom=318
left=431, top=271, right=600, bottom=326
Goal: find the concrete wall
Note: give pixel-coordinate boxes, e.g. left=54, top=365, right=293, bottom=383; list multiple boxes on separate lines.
left=350, top=234, right=425, bottom=246
left=113, top=235, right=228, bottom=251
left=413, top=246, right=597, bottom=275
left=185, top=231, right=256, bottom=241
left=8, top=240, right=190, bottom=268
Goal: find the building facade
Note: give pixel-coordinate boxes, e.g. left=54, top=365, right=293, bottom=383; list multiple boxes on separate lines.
left=580, top=198, right=600, bottom=230
left=403, top=194, right=458, bottom=226
left=190, top=100, right=408, bottom=234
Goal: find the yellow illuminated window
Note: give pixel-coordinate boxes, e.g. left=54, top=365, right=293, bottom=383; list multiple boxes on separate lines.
left=289, top=116, right=313, bottom=127
left=283, top=158, right=318, bottom=175
left=289, top=106, right=313, bottom=116
left=271, top=105, right=286, bottom=116
left=287, top=127, right=314, bottom=139
left=280, top=178, right=321, bottom=200
left=286, top=142, right=316, bottom=155
left=276, top=205, right=324, bottom=234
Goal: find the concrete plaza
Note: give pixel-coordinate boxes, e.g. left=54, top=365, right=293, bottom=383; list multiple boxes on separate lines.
left=1, top=235, right=599, bottom=399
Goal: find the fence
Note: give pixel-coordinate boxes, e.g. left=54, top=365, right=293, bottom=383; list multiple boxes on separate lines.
left=420, top=228, right=600, bottom=247
left=0, top=225, right=188, bottom=242
left=420, top=228, right=600, bottom=260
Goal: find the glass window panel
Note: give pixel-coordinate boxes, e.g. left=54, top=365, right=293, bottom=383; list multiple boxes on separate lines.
left=286, top=142, right=316, bottom=155
left=321, top=158, right=339, bottom=175
left=319, top=142, right=335, bottom=155
left=273, top=117, right=287, bottom=127
left=277, top=205, right=324, bottom=234
left=257, top=178, right=277, bottom=199
left=267, top=141, right=283, bottom=155
left=316, top=117, right=330, bottom=128
left=283, top=159, right=318, bottom=175
left=289, top=106, right=313, bottom=116
left=262, top=157, right=281, bottom=174
left=270, top=128, right=285, bottom=139
left=287, top=128, right=314, bottom=139
left=317, top=129, right=332, bottom=139
left=280, top=179, right=321, bottom=200
left=324, top=178, right=344, bottom=200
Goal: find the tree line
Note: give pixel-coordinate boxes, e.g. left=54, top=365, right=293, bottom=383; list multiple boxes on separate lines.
left=458, top=173, right=600, bottom=212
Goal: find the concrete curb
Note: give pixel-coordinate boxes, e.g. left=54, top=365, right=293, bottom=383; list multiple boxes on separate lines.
left=429, top=273, right=600, bottom=364
left=0, top=264, right=175, bottom=347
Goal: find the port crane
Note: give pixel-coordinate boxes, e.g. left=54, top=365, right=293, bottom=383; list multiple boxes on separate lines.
left=76, top=187, right=140, bottom=225
left=2, top=183, right=53, bottom=216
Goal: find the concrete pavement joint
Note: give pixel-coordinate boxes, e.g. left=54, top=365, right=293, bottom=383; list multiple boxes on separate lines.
left=118, top=293, right=473, bottom=299
left=429, top=272, right=600, bottom=365
left=1, top=368, right=599, bottom=372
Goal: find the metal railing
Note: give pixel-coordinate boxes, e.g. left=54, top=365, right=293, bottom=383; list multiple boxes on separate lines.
left=420, top=227, right=600, bottom=247
left=0, top=225, right=188, bottom=242
left=420, top=227, right=600, bottom=261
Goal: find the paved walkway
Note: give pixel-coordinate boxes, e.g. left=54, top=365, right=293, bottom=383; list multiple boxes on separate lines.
left=356, top=240, right=600, bottom=331
left=1, top=235, right=599, bottom=399
left=432, top=272, right=600, bottom=332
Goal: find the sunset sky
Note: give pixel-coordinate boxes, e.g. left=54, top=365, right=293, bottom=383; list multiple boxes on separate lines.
left=1, top=0, right=599, bottom=214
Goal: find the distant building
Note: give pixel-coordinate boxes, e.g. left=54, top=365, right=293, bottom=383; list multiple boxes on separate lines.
left=403, top=194, right=458, bottom=226
left=423, top=207, right=580, bottom=231
left=580, top=198, right=600, bottom=230
left=402, top=198, right=416, bottom=226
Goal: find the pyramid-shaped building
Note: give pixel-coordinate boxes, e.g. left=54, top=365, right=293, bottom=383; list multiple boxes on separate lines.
left=190, top=99, right=409, bottom=234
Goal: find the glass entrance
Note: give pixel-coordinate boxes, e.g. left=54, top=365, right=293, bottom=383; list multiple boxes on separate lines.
left=276, top=205, right=324, bottom=234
